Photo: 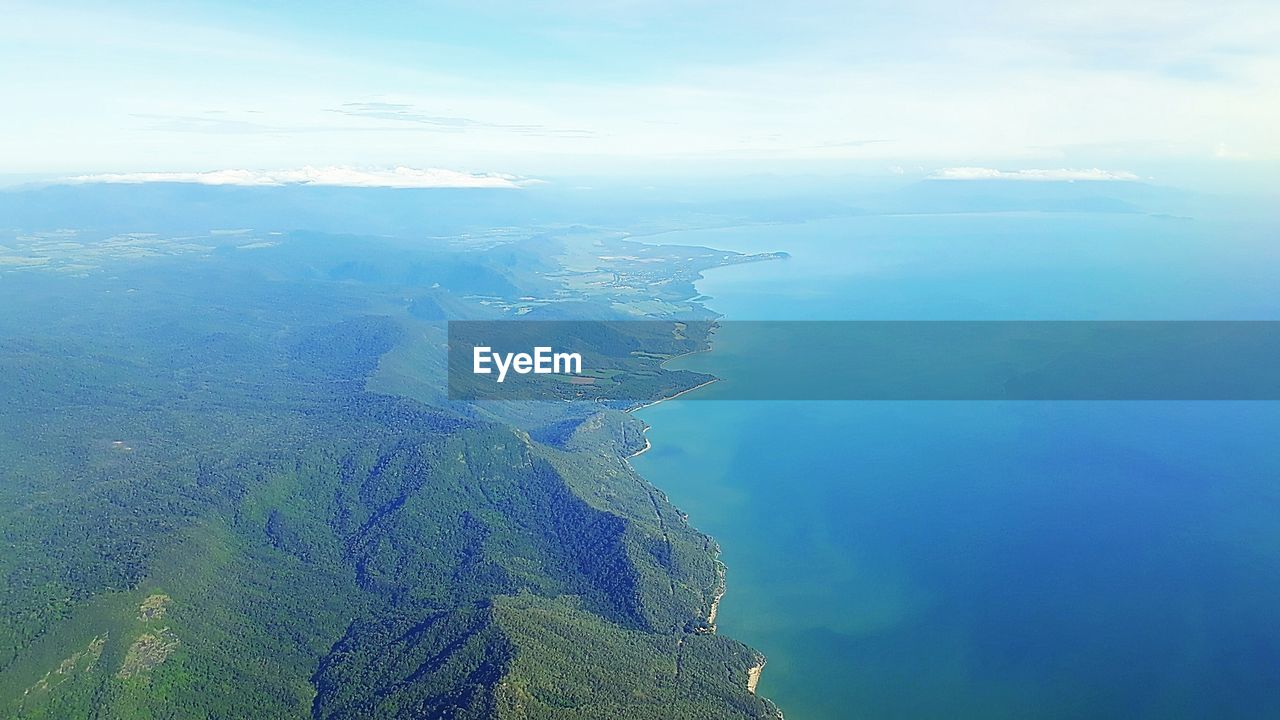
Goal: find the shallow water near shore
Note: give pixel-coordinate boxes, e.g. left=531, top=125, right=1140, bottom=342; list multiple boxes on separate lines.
left=633, top=213, right=1280, bottom=718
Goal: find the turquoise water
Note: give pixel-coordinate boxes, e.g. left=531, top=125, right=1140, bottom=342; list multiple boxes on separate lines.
left=633, top=213, right=1280, bottom=718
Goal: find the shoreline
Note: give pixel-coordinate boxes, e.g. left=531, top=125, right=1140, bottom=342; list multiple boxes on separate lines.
left=626, top=377, right=758, bottom=697
left=626, top=435, right=652, bottom=459
left=625, top=335, right=722, bottom=415
left=621, top=249, right=785, bottom=712
left=747, top=655, right=766, bottom=694
left=707, top=560, right=727, bottom=627
left=627, top=376, right=719, bottom=414
left=626, top=382, right=728, bottom=630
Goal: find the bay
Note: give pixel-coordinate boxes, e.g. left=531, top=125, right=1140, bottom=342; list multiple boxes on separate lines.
left=633, top=212, right=1280, bottom=718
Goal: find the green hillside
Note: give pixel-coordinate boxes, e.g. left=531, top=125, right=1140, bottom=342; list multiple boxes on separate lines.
left=0, top=226, right=782, bottom=718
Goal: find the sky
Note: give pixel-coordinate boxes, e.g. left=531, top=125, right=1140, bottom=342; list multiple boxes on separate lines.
left=2, top=0, right=1277, bottom=188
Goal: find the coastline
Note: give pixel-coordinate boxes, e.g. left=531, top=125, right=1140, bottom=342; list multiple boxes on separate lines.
left=625, top=376, right=763, bottom=697
left=626, top=435, right=652, bottom=459
left=707, top=560, right=727, bottom=627
left=622, top=250, right=784, bottom=707
left=627, top=376, right=719, bottom=414
left=747, top=655, right=767, bottom=694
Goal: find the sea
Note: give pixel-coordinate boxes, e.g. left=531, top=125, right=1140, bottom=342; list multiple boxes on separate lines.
left=632, top=211, right=1280, bottom=719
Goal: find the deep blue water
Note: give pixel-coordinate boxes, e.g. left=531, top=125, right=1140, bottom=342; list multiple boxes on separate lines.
left=632, top=213, right=1280, bottom=719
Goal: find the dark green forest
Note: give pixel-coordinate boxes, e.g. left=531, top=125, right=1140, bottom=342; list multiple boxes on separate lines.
left=0, top=218, right=782, bottom=718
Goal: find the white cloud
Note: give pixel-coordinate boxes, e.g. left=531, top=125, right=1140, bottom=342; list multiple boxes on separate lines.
left=4, top=1, right=1276, bottom=182
left=64, top=166, right=535, bottom=189
left=928, top=167, right=1140, bottom=181
left=1213, top=143, right=1251, bottom=160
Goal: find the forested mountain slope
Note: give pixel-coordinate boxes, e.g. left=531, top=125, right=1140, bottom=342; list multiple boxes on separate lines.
left=0, top=218, right=781, bottom=719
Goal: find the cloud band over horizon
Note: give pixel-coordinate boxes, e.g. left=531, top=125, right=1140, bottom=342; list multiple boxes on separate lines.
left=929, top=167, right=1141, bottom=181
left=3, top=0, right=1276, bottom=189
left=64, top=167, right=537, bottom=189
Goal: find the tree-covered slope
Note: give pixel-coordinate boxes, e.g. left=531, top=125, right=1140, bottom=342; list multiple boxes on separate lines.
left=314, top=595, right=774, bottom=720
left=0, top=221, right=782, bottom=718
